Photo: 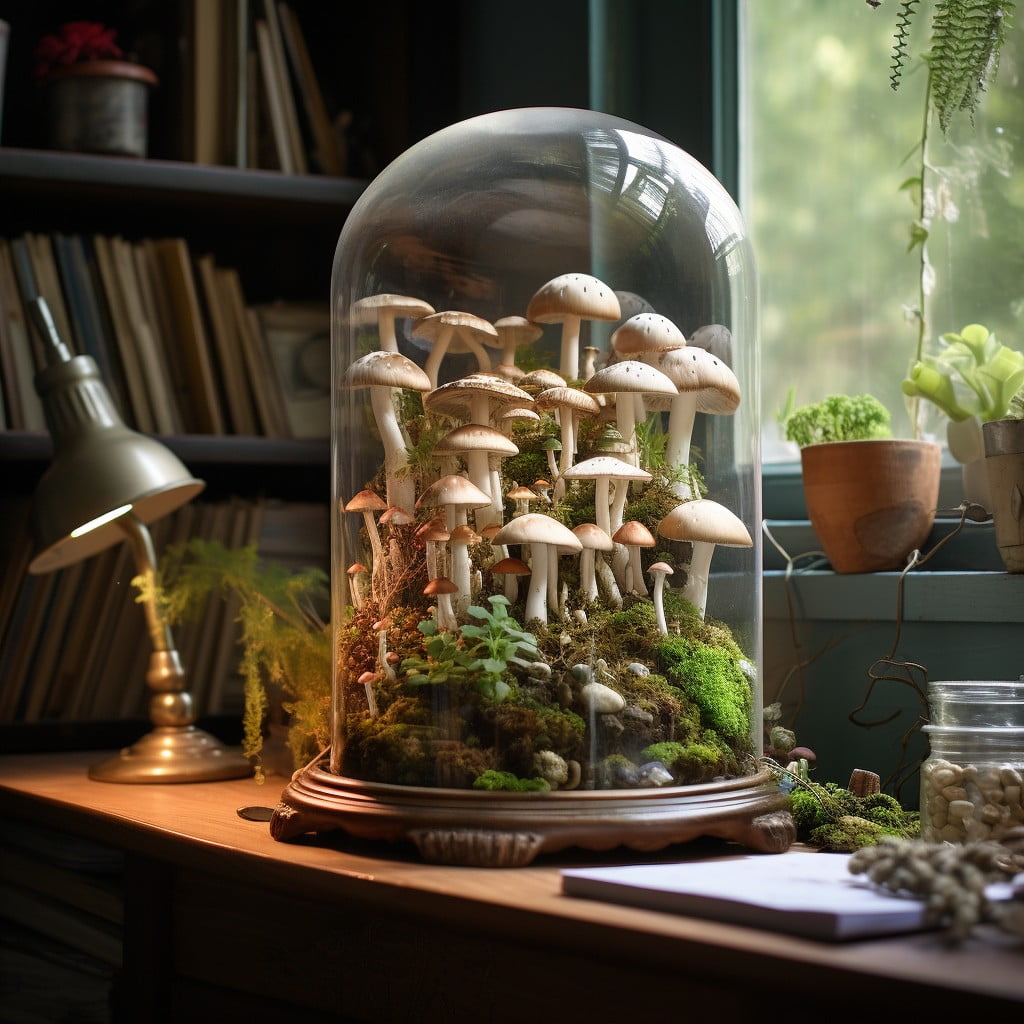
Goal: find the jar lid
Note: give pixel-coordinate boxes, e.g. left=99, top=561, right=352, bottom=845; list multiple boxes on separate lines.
left=926, top=679, right=1024, bottom=728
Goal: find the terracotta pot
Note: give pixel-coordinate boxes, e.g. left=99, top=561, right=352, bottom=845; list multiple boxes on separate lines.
left=43, top=59, right=158, bottom=158
left=982, top=418, right=1024, bottom=573
left=800, top=438, right=942, bottom=573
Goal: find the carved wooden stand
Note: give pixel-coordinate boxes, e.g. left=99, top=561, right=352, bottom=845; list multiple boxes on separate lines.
left=270, top=762, right=795, bottom=867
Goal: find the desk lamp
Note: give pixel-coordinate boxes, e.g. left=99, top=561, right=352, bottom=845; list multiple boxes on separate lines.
left=26, top=297, right=251, bottom=783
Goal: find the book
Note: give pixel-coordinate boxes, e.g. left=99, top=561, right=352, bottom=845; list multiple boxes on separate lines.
left=561, top=851, right=960, bottom=942
left=23, top=233, right=75, bottom=355
left=92, top=234, right=155, bottom=432
left=0, top=241, right=44, bottom=429
left=153, top=238, right=225, bottom=435
left=253, top=301, right=330, bottom=438
left=255, top=18, right=295, bottom=174
left=277, top=2, right=345, bottom=175
left=221, top=267, right=286, bottom=437
left=261, top=0, right=307, bottom=174
left=195, top=253, right=257, bottom=435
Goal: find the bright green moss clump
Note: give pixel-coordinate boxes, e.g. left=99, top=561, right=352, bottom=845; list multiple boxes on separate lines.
left=787, top=781, right=920, bottom=852
left=655, top=635, right=751, bottom=743
left=472, top=770, right=551, bottom=793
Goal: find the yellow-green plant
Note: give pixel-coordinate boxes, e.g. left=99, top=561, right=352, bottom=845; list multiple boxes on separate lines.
left=140, top=538, right=330, bottom=781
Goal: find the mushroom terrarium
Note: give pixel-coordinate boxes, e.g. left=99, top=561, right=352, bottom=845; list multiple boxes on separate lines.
left=271, top=108, right=792, bottom=866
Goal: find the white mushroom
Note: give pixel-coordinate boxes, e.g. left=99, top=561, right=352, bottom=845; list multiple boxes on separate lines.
left=527, top=273, right=621, bottom=381
left=433, top=423, right=519, bottom=529
left=572, top=523, right=614, bottom=603
left=654, top=347, right=741, bottom=499
left=492, top=513, right=581, bottom=625
left=344, top=351, right=431, bottom=512
left=584, top=359, right=677, bottom=468
left=493, top=315, right=543, bottom=379
left=346, top=562, right=368, bottom=609
left=656, top=499, right=753, bottom=619
left=535, top=385, right=601, bottom=500
left=561, top=456, right=651, bottom=539
left=343, top=489, right=387, bottom=581
left=351, top=294, right=435, bottom=353
left=647, top=561, right=674, bottom=635
left=414, top=311, right=499, bottom=389
left=424, top=576, right=459, bottom=631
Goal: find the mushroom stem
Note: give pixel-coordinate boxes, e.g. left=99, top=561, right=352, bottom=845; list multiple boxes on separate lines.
left=579, top=548, right=598, bottom=602
left=626, top=544, right=648, bottom=596
left=558, top=315, right=583, bottom=381
left=616, top=393, right=638, bottom=467
left=436, top=592, right=459, bottom=631
left=361, top=510, right=385, bottom=579
left=423, top=325, right=455, bottom=389
left=681, top=541, right=716, bottom=619
left=652, top=574, right=668, bottom=635
left=546, top=447, right=559, bottom=481
left=450, top=537, right=472, bottom=616
left=595, top=552, right=622, bottom=609
left=547, top=546, right=559, bottom=616
left=594, top=477, right=612, bottom=537
left=666, top=392, right=699, bottom=499
left=525, top=544, right=549, bottom=624
left=370, top=385, right=415, bottom=512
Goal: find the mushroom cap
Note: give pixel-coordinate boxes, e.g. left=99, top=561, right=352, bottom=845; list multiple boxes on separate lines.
left=520, top=368, right=568, bottom=393
left=494, top=315, right=543, bottom=349
left=357, top=670, right=377, bottom=684
left=412, top=310, right=500, bottom=351
left=572, top=523, right=614, bottom=551
left=655, top=347, right=741, bottom=414
left=493, top=363, right=526, bottom=381
left=449, top=523, right=483, bottom=545
left=689, top=323, right=734, bottom=362
left=648, top=561, right=674, bottom=576
left=492, top=513, right=583, bottom=552
left=583, top=359, right=678, bottom=398
left=506, top=484, right=540, bottom=501
left=490, top=556, right=532, bottom=575
left=344, top=488, right=387, bottom=513
left=379, top=506, right=415, bottom=526
left=347, top=562, right=368, bottom=574
left=415, top=474, right=491, bottom=510
left=614, top=290, right=656, bottom=321
left=479, top=523, right=503, bottom=541
left=656, top=499, right=753, bottom=547
left=345, top=350, right=432, bottom=392
left=527, top=273, right=621, bottom=325
left=539, top=436, right=562, bottom=451
left=424, top=373, right=535, bottom=418
left=498, top=406, right=541, bottom=427
left=611, top=314, right=686, bottom=358
left=424, top=576, right=459, bottom=596
left=532, top=478, right=552, bottom=490
left=535, top=386, right=601, bottom=417
left=417, top=521, right=451, bottom=543
left=562, top=455, right=653, bottom=483
left=433, top=424, right=519, bottom=458
left=612, top=520, right=656, bottom=547
left=351, top=293, right=435, bottom=324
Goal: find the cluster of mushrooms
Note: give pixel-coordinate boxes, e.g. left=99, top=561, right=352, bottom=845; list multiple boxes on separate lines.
left=342, top=272, right=753, bottom=644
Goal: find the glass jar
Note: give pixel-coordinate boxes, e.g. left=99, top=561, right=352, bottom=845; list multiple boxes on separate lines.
left=272, top=108, right=789, bottom=865
left=920, top=680, right=1024, bottom=843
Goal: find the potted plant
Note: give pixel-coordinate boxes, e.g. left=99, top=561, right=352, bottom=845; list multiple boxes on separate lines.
left=902, top=322, right=1024, bottom=508
left=33, top=21, right=158, bottom=158
left=783, top=392, right=942, bottom=573
left=982, top=392, right=1024, bottom=571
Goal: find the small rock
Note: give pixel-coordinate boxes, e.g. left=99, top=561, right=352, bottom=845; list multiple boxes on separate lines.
left=580, top=681, right=625, bottom=714
left=638, top=762, right=674, bottom=786
left=627, top=662, right=650, bottom=677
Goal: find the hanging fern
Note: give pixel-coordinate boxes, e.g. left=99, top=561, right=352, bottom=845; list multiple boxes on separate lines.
left=890, top=0, right=923, bottom=90
left=929, top=0, right=1015, bottom=131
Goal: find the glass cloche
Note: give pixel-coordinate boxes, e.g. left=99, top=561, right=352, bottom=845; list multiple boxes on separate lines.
left=271, top=108, right=793, bottom=866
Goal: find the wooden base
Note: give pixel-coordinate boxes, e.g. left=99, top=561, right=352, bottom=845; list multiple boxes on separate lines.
left=270, top=763, right=795, bottom=866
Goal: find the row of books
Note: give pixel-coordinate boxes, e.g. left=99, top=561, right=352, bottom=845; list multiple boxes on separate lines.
left=0, top=496, right=328, bottom=726
left=188, top=0, right=349, bottom=176
left=0, top=232, right=329, bottom=439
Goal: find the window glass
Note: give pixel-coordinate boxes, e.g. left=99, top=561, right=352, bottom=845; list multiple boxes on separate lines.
left=742, top=0, right=1023, bottom=462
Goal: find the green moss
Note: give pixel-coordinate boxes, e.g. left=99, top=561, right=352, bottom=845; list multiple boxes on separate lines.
left=786, top=781, right=921, bottom=850
left=640, top=740, right=729, bottom=783
left=655, top=635, right=751, bottom=742
left=809, top=815, right=888, bottom=853
left=472, top=770, right=551, bottom=792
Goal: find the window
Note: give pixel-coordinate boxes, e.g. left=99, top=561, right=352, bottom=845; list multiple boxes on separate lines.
left=742, top=0, right=1024, bottom=463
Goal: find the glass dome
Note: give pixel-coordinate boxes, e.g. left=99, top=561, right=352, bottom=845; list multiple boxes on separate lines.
left=272, top=108, right=790, bottom=866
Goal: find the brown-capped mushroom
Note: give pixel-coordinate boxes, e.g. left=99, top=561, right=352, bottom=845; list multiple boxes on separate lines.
left=351, top=293, right=435, bottom=353
left=612, top=520, right=657, bottom=597
left=414, top=311, right=499, bottom=388
left=343, top=489, right=387, bottom=580
left=572, top=522, right=614, bottom=604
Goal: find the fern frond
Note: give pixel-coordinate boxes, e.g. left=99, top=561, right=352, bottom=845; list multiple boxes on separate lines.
left=891, top=0, right=923, bottom=90
left=929, top=0, right=1015, bottom=131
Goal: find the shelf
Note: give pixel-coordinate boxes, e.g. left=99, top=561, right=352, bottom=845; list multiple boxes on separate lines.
left=0, top=148, right=368, bottom=221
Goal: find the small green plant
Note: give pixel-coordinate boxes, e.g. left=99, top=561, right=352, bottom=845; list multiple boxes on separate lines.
left=902, top=323, right=1024, bottom=423
left=401, top=594, right=539, bottom=701
left=782, top=393, right=893, bottom=447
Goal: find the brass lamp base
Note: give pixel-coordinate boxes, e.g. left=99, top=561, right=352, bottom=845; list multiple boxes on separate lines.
left=89, top=725, right=252, bottom=783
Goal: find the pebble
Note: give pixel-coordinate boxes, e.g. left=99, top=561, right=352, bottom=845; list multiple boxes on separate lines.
left=580, top=681, right=625, bottom=714
left=627, top=662, right=650, bottom=677
left=921, top=755, right=1024, bottom=843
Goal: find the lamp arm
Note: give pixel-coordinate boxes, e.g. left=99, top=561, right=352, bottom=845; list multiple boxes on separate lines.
left=120, top=513, right=175, bottom=654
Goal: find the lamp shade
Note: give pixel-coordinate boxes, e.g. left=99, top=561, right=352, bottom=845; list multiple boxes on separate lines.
left=29, top=351, right=204, bottom=574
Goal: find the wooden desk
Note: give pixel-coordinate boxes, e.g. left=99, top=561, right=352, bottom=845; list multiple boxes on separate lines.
left=1, top=751, right=1022, bottom=1022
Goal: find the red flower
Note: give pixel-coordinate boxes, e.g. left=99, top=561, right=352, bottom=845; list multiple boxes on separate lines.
left=34, top=21, right=123, bottom=79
